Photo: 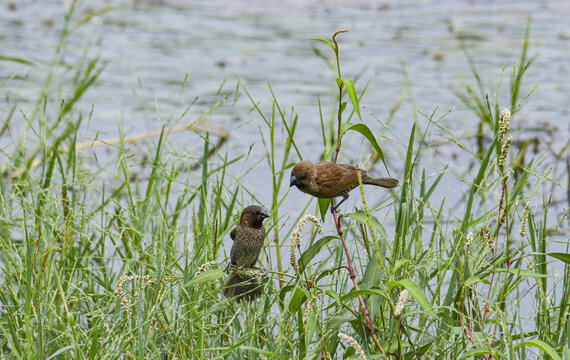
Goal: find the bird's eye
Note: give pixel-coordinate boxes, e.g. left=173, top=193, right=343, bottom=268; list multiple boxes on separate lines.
left=299, top=174, right=306, bottom=180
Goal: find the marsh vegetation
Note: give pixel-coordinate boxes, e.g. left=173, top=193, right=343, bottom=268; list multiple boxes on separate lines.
left=1, top=3, right=568, bottom=359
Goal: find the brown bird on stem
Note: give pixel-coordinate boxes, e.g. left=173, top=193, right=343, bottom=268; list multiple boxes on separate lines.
left=222, top=205, right=270, bottom=303
left=290, top=161, right=399, bottom=212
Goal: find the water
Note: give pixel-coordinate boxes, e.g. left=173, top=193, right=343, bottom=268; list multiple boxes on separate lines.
left=2, top=0, right=568, bottom=227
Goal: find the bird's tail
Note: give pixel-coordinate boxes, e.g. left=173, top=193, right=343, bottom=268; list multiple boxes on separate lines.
left=222, top=272, right=262, bottom=303
left=364, top=176, right=399, bottom=188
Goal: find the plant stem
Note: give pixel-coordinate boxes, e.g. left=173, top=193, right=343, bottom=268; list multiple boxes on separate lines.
left=331, top=207, right=384, bottom=353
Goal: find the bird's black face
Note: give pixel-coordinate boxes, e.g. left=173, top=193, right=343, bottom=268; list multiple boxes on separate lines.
left=289, top=173, right=307, bottom=189
left=241, top=206, right=270, bottom=227
left=290, top=163, right=309, bottom=190
left=251, top=208, right=270, bottom=225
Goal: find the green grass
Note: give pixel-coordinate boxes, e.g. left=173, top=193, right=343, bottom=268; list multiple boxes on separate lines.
left=1, top=5, right=568, bottom=360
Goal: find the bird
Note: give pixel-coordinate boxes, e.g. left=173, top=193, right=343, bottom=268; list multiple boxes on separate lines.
left=222, top=205, right=270, bottom=303
left=289, top=161, right=399, bottom=212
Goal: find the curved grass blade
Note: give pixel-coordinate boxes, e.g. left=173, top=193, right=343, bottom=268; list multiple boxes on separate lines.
left=341, top=122, right=387, bottom=170
left=389, top=279, right=438, bottom=318
left=345, top=78, right=362, bottom=120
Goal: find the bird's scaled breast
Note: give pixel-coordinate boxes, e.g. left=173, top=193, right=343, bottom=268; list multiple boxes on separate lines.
left=231, top=226, right=266, bottom=266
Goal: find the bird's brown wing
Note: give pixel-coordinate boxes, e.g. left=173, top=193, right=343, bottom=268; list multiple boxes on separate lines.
left=315, top=162, right=363, bottom=197
left=230, top=227, right=237, bottom=241
left=336, top=163, right=365, bottom=175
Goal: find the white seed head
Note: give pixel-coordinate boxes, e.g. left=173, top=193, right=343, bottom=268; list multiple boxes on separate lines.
left=498, top=108, right=511, bottom=143
left=289, top=214, right=323, bottom=274
left=520, top=202, right=531, bottom=237
left=394, top=289, right=410, bottom=316
left=499, top=136, right=514, bottom=167
left=338, top=333, right=367, bottom=360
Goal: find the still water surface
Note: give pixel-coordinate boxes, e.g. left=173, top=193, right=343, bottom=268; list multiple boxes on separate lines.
left=1, top=0, right=568, bottom=242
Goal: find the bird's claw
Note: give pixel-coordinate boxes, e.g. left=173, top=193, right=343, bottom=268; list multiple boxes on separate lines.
left=225, top=263, right=240, bottom=273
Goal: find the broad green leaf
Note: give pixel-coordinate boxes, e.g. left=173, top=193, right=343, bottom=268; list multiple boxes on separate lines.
left=341, top=122, right=387, bottom=170
left=328, top=315, right=352, bottom=331
left=465, top=276, right=490, bottom=286
left=459, top=348, right=504, bottom=359
left=187, top=269, right=225, bottom=287
left=345, top=78, right=362, bottom=120
left=389, top=279, right=438, bottom=318
left=504, top=268, right=548, bottom=278
left=361, top=256, right=384, bottom=317
left=547, top=252, right=570, bottom=264
left=318, top=197, right=330, bottom=220
left=325, top=290, right=342, bottom=308
left=309, top=37, right=335, bottom=51
left=279, top=284, right=295, bottom=304
left=361, top=255, right=383, bottom=290
left=465, top=276, right=481, bottom=285
left=299, top=235, right=338, bottom=273
left=515, top=339, right=561, bottom=360
left=341, top=289, right=390, bottom=302
left=288, top=286, right=309, bottom=313
left=345, top=210, right=387, bottom=234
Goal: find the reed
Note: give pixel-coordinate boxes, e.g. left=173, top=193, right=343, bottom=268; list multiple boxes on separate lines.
left=0, top=4, right=567, bottom=359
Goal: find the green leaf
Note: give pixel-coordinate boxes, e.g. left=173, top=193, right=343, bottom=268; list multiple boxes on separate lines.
left=389, top=279, right=438, bottom=318
left=345, top=78, right=361, bottom=120
left=345, top=210, right=387, bottom=235
left=309, top=37, right=335, bottom=51
left=0, top=56, right=34, bottom=66
left=504, top=268, right=548, bottom=278
left=46, top=345, right=77, bottom=360
left=361, top=255, right=383, bottom=290
left=336, top=77, right=344, bottom=89
left=288, top=286, right=309, bottom=313
left=279, top=284, right=295, bottom=304
left=339, top=101, right=347, bottom=114
left=465, top=276, right=490, bottom=286
left=299, top=236, right=338, bottom=273
left=459, top=348, right=503, bottom=359
left=239, top=346, right=279, bottom=358
left=393, top=259, right=411, bottom=273
left=318, top=197, right=329, bottom=220
left=325, top=290, right=342, bottom=308
left=515, top=339, right=561, bottom=360
left=341, top=122, right=387, bottom=170
left=361, top=256, right=384, bottom=317
left=341, top=289, right=390, bottom=302
left=547, top=252, right=570, bottom=264
left=187, top=269, right=225, bottom=287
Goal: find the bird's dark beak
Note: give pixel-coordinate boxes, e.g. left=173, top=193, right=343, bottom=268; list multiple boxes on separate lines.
left=290, top=175, right=298, bottom=187
left=260, top=208, right=270, bottom=219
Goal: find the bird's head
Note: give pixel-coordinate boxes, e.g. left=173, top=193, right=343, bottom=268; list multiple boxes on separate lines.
left=290, top=161, right=314, bottom=191
left=240, top=205, right=270, bottom=227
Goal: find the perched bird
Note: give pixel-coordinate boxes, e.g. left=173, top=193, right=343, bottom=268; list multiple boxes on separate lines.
left=290, top=161, right=399, bottom=212
left=222, top=205, right=270, bottom=303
